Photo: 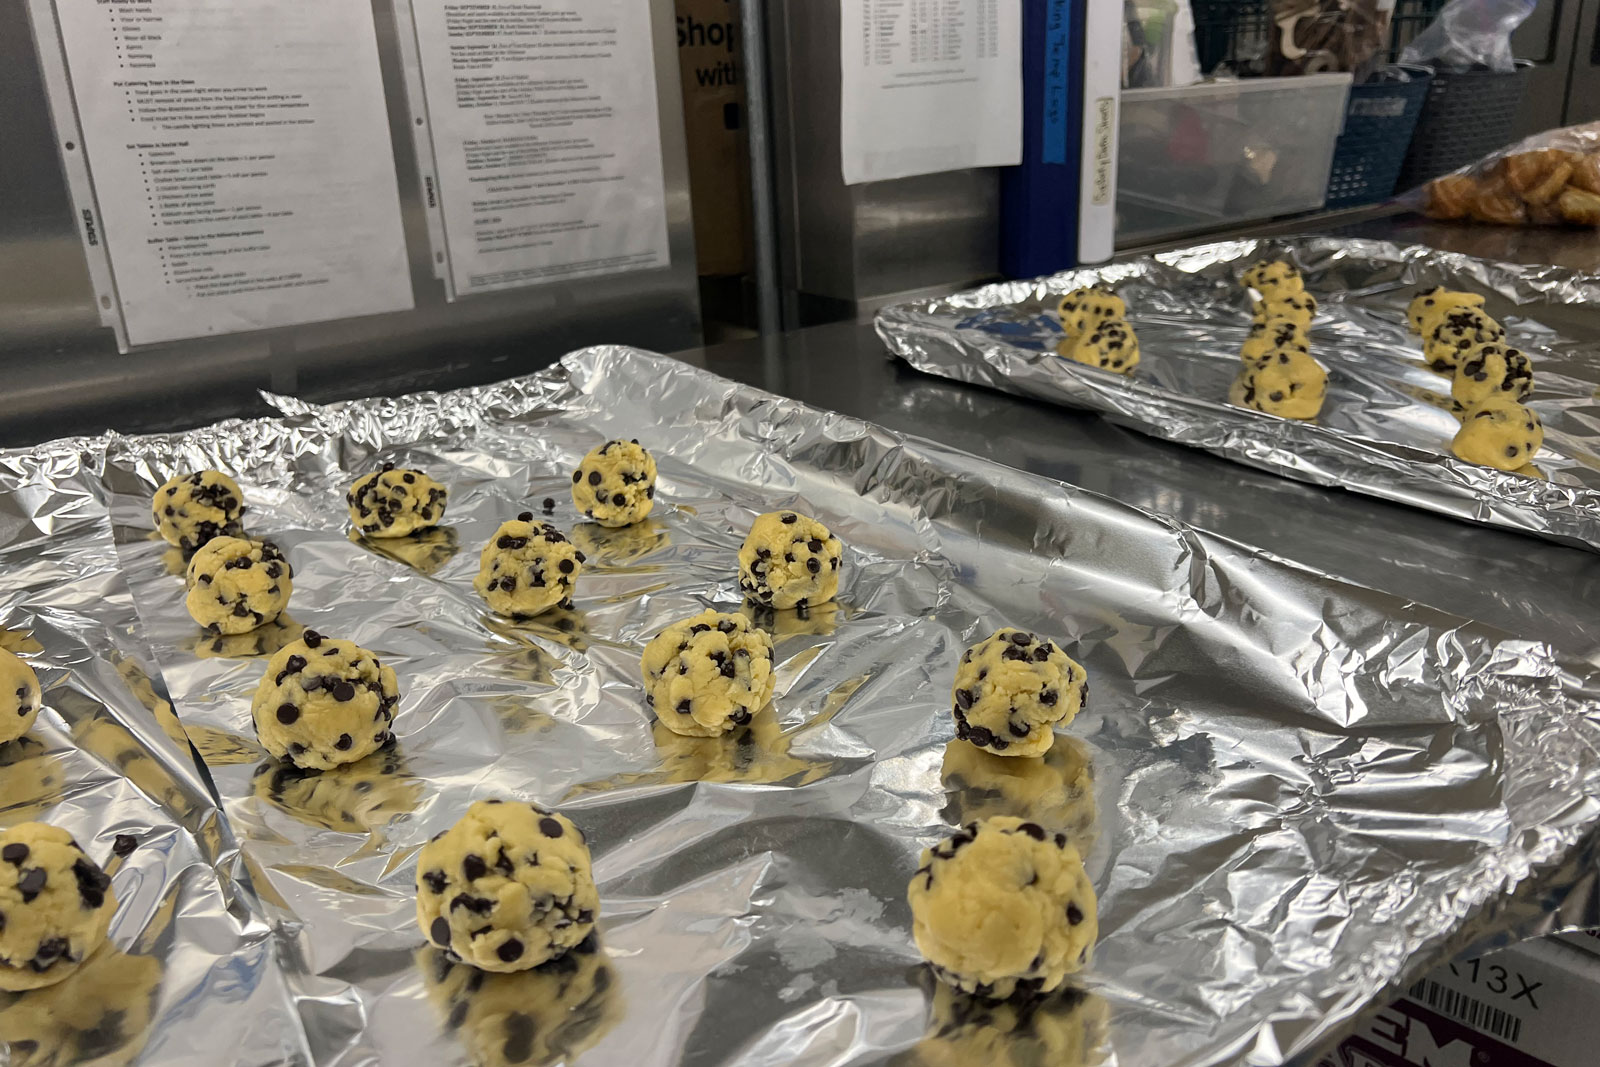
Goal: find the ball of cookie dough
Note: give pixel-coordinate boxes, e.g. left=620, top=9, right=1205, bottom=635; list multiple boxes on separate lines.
left=474, top=514, right=584, bottom=618
left=952, top=629, right=1086, bottom=757
left=347, top=464, right=448, bottom=539
left=184, top=536, right=291, bottom=636
left=570, top=439, right=658, bottom=528
left=1056, top=287, right=1126, bottom=337
left=251, top=743, right=419, bottom=834
left=1407, top=286, right=1484, bottom=335
left=1061, top=318, right=1140, bottom=374
left=418, top=934, right=619, bottom=1067
left=151, top=470, right=245, bottom=552
left=1241, top=260, right=1303, bottom=296
left=1452, top=342, right=1533, bottom=408
left=1228, top=349, right=1327, bottom=420
left=737, top=511, right=843, bottom=610
left=0, top=823, right=117, bottom=991
left=640, top=610, right=776, bottom=738
left=1425, top=307, right=1505, bottom=372
left=1, top=647, right=42, bottom=746
left=1239, top=318, right=1310, bottom=369
left=1250, top=291, right=1317, bottom=331
left=1452, top=398, right=1544, bottom=471
left=416, top=799, right=600, bottom=973
left=249, top=630, right=399, bottom=770
left=0, top=943, right=162, bottom=1067
left=908, top=816, right=1098, bottom=998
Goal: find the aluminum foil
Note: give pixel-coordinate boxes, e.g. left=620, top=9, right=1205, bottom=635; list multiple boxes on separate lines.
left=876, top=236, right=1600, bottom=553
left=5, top=345, right=1600, bottom=1067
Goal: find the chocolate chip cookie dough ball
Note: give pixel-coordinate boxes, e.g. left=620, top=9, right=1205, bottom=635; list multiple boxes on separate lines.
left=1228, top=349, right=1328, bottom=420
left=908, top=816, right=1098, bottom=999
left=951, top=629, right=1086, bottom=757
left=184, top=536, right=291, bottom=635
left=570, top=439, right=658, bottom=528
left=418, top=934, right=620, bottom=1067
left=0, top=943, right=162, bottom=1067
left=0, top=647, right=42, bottom=746
left=1451, top=342, right=1534, bottom=408
left=1239, top=318, right=1310, bottom=369
left=1407, top=286, right=1485, bottom=335
left=1241, top=259, right=1303, bottom=296
left=0, top=823, right=117, bottom=991
left=347, top=464, right=448, bottom=539
left=1056, top=287, right=1125, bottom=338
left=1452, top=398, right=1544, bottom=471
left=1062, top=318, right=1140, bottom=374
left=250, top=630, right=399, bottom=770
left=151, top=470, right=244, bottom=552
left=416, top=800, right=600, bottom=973
left=641, top=610, right=776, bottom=738
left=737, top=511, right=843, bottom=610
left=474, top=514, right=584, bottom=618
left=1250, top=291, right=1317, bottom=331
left=1425, top=307, right=1505, bottom=372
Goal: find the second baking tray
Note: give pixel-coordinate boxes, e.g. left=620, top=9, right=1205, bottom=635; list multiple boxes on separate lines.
left=876, top=236, right=1600, bottom=552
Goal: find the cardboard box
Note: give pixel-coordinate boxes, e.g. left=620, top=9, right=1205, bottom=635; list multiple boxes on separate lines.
left=1318, top=936, right=1600, bottom=1067
left=674, top=0, right=753, bottom=278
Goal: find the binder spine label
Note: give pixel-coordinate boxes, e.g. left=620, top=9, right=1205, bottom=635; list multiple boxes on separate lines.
left=1041, top=0, right=1071, bottom=164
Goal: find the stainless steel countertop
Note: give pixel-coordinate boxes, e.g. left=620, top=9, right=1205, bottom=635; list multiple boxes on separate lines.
left=673, top=239, right=1600, bottom=664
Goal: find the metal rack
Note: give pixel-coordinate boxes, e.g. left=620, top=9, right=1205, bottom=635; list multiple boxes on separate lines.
left=1189, top=0, right=1449, bottom=74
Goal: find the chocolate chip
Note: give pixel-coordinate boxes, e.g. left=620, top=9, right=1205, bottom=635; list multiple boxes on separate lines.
left=518, top=511, right=533, bottom=522
left=277, top=704, right=299, bottom=725
left=495, top=851, right=514, bottom=876
left=1039, top=689, right=1057, bottom=707
left=806, top=557, right=820, bottom=573
left=2, top=843, right=28, bottom=865
left=968, top=725, right=995, bottom=748
left=31, top=937, right=68, bottom=970
left=587, top=471, right=601, bottom=486
left=430, top=916, right=452, bottom=946
left=1009, top=721, right=1030, bottom=737
left=285, top=655, right=307, bottom=673
left=539, top=817, right=564, bottom=838
left=1067, top=902, right=1084, bottom=925
left=334, top=734, right=353, bottom=750
left=73, top=858, right=110, bottom=909
left=955, top=689, right=973, bottom=711
left=462, top=855, right=487, bottom=880
left=780, top=513, right=796, bottom=523
left=332, top=682, right=356, bottom=702
left=1018, top=822, right=1046, bottom=841
left=422, top=870, right=447, bottom=893
left=450, top=893, right=493, bottom=915
left=558, top=558, right=574, bottom=574
left=497, top=938, right=524, bottom=962
left=112, top=834, right=138, bottom=857
left=18, top=867, right=46, bottom=901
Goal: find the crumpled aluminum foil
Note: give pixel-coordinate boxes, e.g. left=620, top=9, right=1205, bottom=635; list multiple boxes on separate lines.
left=876, top=236, right=1600, bottom=553
left=5, top=345, right=1600, bottom=1067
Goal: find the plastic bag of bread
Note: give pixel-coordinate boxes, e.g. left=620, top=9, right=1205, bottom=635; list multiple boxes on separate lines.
left=1410, top=120, right=1600, bottom=227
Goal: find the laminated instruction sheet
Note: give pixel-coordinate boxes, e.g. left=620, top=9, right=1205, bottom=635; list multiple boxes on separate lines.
left=36, top=0, right=414, bottom=348
left=839, top=0, right=1023, bottom=185
left=397, top=0, right=672, bottom=299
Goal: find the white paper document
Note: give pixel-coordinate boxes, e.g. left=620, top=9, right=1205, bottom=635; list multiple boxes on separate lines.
left=839, top=0, right=1023, bottom=185
left=399, top=0, right=671, bottom=298
left=44, top=0, right=413, bottom=347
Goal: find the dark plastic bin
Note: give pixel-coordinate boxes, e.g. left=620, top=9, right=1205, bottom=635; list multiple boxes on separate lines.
left=1324, top=68, right=1432, bottom=209
left=1396, top=63, right=1530, bottom=190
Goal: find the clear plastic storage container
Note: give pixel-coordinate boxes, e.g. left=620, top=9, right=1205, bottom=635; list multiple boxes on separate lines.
left=1117, top=73, right=1352, bottom=243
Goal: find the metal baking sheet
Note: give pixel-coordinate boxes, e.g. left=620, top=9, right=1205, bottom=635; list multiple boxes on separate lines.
left=876, top=236, right=1600, bottom=553
left=5, top=345, right=1600, bottom=1067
